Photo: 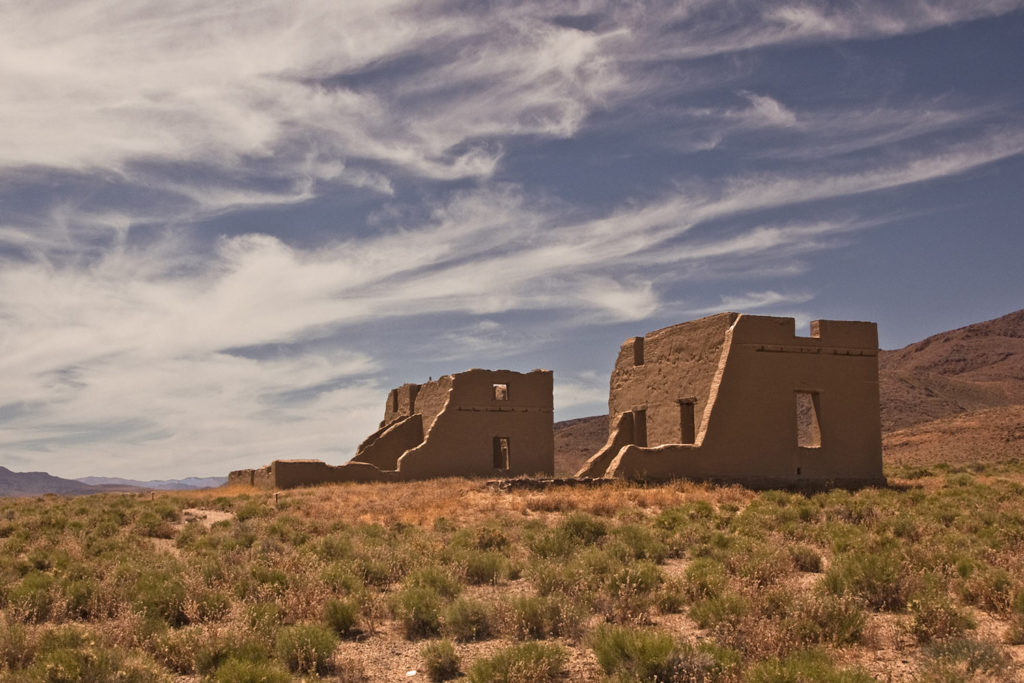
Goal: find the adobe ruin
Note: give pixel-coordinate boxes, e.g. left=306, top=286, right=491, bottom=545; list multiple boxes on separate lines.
left=577, top=313, right=885, bottom=487
left=228, top=368, right=554, bottom=488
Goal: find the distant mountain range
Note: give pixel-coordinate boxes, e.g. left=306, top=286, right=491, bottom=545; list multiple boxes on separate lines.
left=0, top=467, right=227, bottom=498
left=76, top=476, right=228, bottom=490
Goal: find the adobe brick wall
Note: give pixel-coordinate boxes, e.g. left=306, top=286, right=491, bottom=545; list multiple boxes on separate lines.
left=585, top=313, right=885, bottom=487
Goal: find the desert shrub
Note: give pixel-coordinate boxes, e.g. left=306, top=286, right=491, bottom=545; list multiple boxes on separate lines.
left=747, top=648, right=873, bottom=682
left=245, top=603, right=281, bottom=642
left=958, top=568, right=1016, bottom=614
left=474, top=525, right=510, bottom=551
left=406, top=566, right=462, bottom=600
left=789, top=595, right=866, bottom=646
left=134, top=570, right=188, bottom=627
left=0, top=618, right=36, bottom=670
left=235, top=500, right=272, bottom=522
left=391, top=585, right=443, bottom=639
left=823, top=551, right=910, bottom=610
left=610, top=524, right=667, bottom=563
left=274, top=623, right=337, bottom=675
left=211, top=658, right=291, bottom=683
left=193, top=632, right=271, bottom=676
left=591, top=624, right=711, bottom=682
left=734, top=548, right=793, bottom=587
left=463, top=550, right=509, bottom=585
left=1005, top=611, right=1024, bottom=645
left=421, top=639, right=460, bottom=681
left=7, top=571, right=56, bottom=623
left=443, top=598, right=493, bottom=641
left=324, top=597, right=361, bottom=638
left=134, top=510, right=175, bottom=538
left=656, top=579, right=687, bottom=614
left=790, top=545, right=823, bottom=573
left=606, top=561, right=664, bottom=623
left=28, top=626, right=158, bottom=682
left=467, top=641, right=567, bottom=683
left=921, top=637, right=1010, bottom=680
left=502, top=594, right=583, bottom=641
left=655, top=502, right=715, bottom=531
left=689, top=594, right=748, bottom=630
left=684, top=558, right=727, bottom=601
left=909, top=593, right=976, bottom=643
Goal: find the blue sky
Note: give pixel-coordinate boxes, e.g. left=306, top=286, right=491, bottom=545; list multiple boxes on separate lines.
left=1, top=1, right=1022, bottom=479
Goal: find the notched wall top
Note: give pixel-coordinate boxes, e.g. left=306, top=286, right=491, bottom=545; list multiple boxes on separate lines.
left=578, top=313, right=885, bottom=487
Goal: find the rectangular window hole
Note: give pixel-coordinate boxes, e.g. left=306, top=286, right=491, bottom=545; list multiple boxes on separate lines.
left=795, top=391, right=821, bottom=448
left=678, top=398, right=695, bottom=444
left=632, top=409, right=647, bottom=448
left=493, top=383, right=509, bottom=401
left=632, top=336, right=645, bottom=365
left=492, top=437, right=510, bottom=469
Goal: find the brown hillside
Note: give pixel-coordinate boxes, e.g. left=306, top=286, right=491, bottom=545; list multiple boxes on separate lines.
left=879, top=308, right=1024, bottom=431
left=553, top=415, right=607, bottom=476
left=556, top=309, right=1024, bottom=472
left=883, top=404, right=1024, bottom=468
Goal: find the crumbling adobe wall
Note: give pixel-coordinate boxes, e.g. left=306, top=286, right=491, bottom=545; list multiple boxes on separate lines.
left=608, top=312, right=738, bottom=446
left=398, top=369, right=554, bottom=478
left=231, top=368, right=554, bottom=488
left=589, top=314, right=884, bottom=487
left=350, top=414, right=424, bottom=471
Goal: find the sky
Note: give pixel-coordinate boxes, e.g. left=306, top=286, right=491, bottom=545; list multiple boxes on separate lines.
left=1, top=1, right=1023, bottom=479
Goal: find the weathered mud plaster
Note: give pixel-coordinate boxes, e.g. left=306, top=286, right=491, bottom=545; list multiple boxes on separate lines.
left=576, top=313, right=885, bottom=487
left=228, top=369, right=554, bottom=488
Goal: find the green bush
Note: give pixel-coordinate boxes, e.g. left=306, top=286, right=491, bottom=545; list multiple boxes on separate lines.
left=421, top=639, right=460, bottom=681
left=747, top=648, right=873, bottom=682
left=921, top=637, right=1010, bottom=680
left=392, top=585, right=443, bottom=639
left=275, top=623, right=337, bottom=675
left=28, top=627, right=158, bottom=682
left=211, top=658, right=291, bottom=683
left=909, top=593, right=976, bottom=643
left=467, top=641, right=567, bottom=683
left=790, top=545, right=823, bottom=573
left=590, top=624, right=690, bottom=682
left=7, top=571, right=56, bottom=623
left=134, top=570, right=188, bottom=627
left=463, top=550, right=509, bottom=585
left=689, top=594, right=748, bottom=630
left=407, top=566, right=462, bottom=600
left=443, top=598, right=493, bottom=641
left=789, top=595, right=866, bottom=646
left=324, top=598, right=361, bottom=638
left=684, top=559, right=728, bottom=601
left=823, top=551, right=910, bottom=610
left=0, top=618, right=35, bottom=670
left=502, top=595, right=584, bottom=640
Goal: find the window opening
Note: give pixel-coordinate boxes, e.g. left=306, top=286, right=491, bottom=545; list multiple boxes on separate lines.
left=390, top=390, right=399, bottom=413
left=678, top=399, right=696, bottom=444
left=633, top=409, right=647, bottom=447
left=493, top=437, right=510, bottom=469
left=795, top=391, right=821, bottom=448
left=493, top=383, right=509, bottom=401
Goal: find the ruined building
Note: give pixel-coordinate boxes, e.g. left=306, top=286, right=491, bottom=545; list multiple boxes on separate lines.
left=577, top=313, right=885, bottom=487
left=229, top=369, right=554, bottom=488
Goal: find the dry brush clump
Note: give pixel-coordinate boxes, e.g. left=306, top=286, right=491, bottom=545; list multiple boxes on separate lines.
left=0, top=462, right=1023, bottom=679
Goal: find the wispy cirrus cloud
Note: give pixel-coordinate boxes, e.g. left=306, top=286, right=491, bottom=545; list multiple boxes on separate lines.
left=1, top=1, right=1022, bottom=478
